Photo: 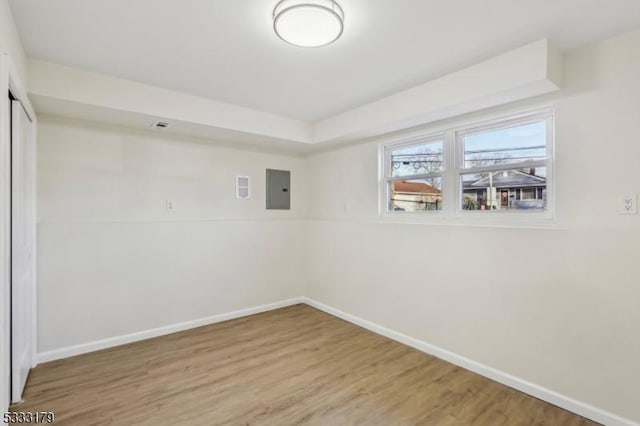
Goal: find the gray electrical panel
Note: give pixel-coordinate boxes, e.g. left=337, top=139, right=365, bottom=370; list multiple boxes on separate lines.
left=266, top=169, right=291, bottom=210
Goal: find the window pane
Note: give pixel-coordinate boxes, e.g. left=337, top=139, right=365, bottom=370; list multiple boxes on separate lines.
left=390, top=178, right=443, bottom=212
left=463, top=121, right=546, bottom=169
left=390, top=140, right=444, bottom=177
left=461, top=167, right=547, bottom=211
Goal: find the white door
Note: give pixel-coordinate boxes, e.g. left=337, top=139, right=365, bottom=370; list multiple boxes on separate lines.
left=11, top=100, right=35, bottom=403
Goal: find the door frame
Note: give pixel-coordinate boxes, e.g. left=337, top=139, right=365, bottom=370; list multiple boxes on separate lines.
left=0, top=53, right=37, bottom=410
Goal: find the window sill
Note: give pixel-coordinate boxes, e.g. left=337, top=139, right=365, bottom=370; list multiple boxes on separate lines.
left=380, top=210, right=556, bottom=229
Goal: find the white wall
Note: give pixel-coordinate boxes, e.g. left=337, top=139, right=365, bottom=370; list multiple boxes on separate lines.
left=0, top=0, right=26, bottom=85
left=36, top=117, right=307, bottom=353
left=305, top=29, right=640, bottom=423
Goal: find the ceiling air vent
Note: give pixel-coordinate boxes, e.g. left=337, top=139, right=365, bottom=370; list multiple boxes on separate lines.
left=151, top=120, right=171, bottom=129
left=236, top=176, right=250, bottom=199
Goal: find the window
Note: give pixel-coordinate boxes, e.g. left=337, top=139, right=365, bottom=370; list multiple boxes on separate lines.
left=381, top=109, right=553, bottom=219
left=384, top=138, right=444, bottom=212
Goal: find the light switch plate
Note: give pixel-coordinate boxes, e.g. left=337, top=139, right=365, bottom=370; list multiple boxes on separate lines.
left=619, top=194, right=637, bottom=215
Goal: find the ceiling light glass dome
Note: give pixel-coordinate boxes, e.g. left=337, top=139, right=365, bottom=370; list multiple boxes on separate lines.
left=273, top=0, right=345, bottom=48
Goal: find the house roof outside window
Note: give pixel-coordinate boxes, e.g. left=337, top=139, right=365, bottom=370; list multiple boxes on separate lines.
left=464, top=169, right=546, bottom=189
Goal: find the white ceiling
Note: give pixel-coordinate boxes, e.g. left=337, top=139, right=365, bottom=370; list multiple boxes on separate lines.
left=9, top=0, right=640, bottom=122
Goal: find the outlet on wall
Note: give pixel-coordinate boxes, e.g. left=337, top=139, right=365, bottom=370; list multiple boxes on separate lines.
left=166, top=200, right=176, bottom=211
left=619, top=194, right=637, bottom=215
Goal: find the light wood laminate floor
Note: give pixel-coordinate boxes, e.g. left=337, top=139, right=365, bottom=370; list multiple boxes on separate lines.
left=11, top=304, right=598, bottom=425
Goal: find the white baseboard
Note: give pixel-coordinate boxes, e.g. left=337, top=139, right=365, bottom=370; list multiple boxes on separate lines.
left=302, top=298, right=637, bottom=426
left=35, top=296, right=637, bottom=426
left=36, top=297, right=304, bottom=364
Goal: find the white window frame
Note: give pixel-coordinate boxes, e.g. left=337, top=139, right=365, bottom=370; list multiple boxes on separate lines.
left=381, top=133, right=448, bottom=218
left=380, top=108, right=554, bottom=224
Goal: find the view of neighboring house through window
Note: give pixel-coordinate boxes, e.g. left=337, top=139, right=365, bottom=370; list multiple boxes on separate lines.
left=382, top=109, right=552, bottom=217
left=458, top=118, right=549, bottom=212
left=387, top=138, right=444, bottom=211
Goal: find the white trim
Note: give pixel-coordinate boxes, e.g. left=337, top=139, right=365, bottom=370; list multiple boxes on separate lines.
left=379, top=107, right=555, bottom=225
left=30, top=295, right=637, bottom=425
left=373, top=104, right=555, bottom=150
left=0, top=51, right=37, bottom=411
left=7, top=58, right=36, bottom=124
left=302, top=298, right=638, bottom=426
left=379, top=133, right=447, bottom=218
left=454, top=109, right=554, bottom=221
left=30, top=123, right=37, bottom=369
left=36, top=297, right=304, bottom=364
left=455, top=109, right=554, bottom=140
left=0, top=52, right=11, bottom=414
left=4, top=53, right=38, bottom=377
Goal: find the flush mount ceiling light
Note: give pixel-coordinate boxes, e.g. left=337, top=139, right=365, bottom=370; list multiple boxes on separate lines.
left=273, top=0, right=345, bottom=48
